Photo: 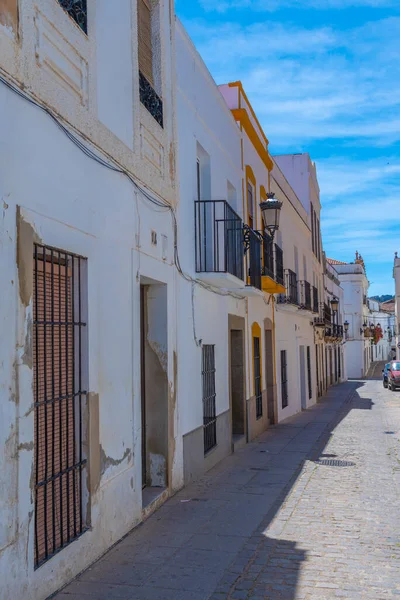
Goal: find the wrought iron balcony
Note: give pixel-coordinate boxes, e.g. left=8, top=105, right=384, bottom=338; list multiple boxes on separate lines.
left=275, top=244, right=284, bottom=287
left=58, top=0, right=87, bottom=33
left=256, top=234, right=286, bottom=294
left=324, top=302, right=332, bottom=323
left=277, top=269, right=298, bottom=305
left=312, top=286, right=319, bottom=313
left=139, top=72, right=164, bottom=128
left=195, top=200, right=244, bottom=283
left=300, top=280, right=312, bottom=311
left=244, top=226, right=262, bottom=290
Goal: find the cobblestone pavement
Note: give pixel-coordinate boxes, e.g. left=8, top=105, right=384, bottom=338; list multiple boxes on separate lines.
left=55, top=370, right=400, bottom=600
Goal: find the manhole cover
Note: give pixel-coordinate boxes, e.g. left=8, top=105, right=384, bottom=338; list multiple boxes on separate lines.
left=315, top=459, right=355, bottom=467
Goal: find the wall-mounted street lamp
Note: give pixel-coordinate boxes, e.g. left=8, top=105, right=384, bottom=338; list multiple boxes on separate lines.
left=260, top=192, right=283, bottom=239
left=344, top=320, right=349, bottom=339
left=360, top=321, right=367, bottom=336
left=330, top=297, right=339, bottom=313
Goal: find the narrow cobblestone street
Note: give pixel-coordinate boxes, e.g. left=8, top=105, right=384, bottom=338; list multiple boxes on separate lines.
left=55, top=368, right=400, bottom=600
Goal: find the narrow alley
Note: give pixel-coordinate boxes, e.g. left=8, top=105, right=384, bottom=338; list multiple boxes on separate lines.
left=55, top=369, right=400, bottom=600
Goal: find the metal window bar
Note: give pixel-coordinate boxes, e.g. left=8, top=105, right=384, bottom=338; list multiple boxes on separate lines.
left=253, top=337, right=262, bottom=419
left=244, top=226, right=262, bottom=290
left=58, top=0, right=87, bottom=33
left=202, top=345, right=217, bottom=454
left=33, top=244, right=88, bottom=568
left=315, top=344, right=320, bottom=397
left=300, top=281, right=312, bottom=311
left=195, top=200, right=244, bottom=280
left=338, top=349, right=341, bottom=379
left=281, top=350, right=288, bottom=409
left=275, top=244, right=284, bottom=286
left=312, top=286, right=319, bottom=313
left=139, top=72, right=164, bottom=128
left=307, top=346, right=312, bottom=399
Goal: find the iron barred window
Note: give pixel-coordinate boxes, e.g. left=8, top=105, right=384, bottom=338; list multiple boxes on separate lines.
left=202, top=345, right=217, bottom=454
left=281, top=350, right=288, bottom=408
left=254, top=337, right=262, bottom=419
left=58, top=0, right=87, bottom=34
left=33, top=244, right=88, bottom=568
left=307, top=346, right=312, bottom=399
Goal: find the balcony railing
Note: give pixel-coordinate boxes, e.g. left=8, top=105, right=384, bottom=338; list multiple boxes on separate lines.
left=244, top=226, right=262, bottom=290
left=278, top=269, right=298, bottom=305
left=326, top=324, right=344, bottom=340
left=195, top=200, right=244, bottom=281
left=324, top=303, right=332, bottom=323
left=261, top=234, right=274, bottom=279
left=312, top=286, right=319, bottom=313
left=300, top=281, right=312, bottom=311
left=275, top=244, right=284, bottom=286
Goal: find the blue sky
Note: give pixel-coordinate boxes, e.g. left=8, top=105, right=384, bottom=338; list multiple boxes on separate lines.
left=175, top=0, right=400, bottom=297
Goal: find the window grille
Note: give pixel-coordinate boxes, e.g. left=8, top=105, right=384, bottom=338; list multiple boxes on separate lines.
left=307, top=346, right=312, bottom=399
left=33, top=244, right=88, bottom=568
left=202, top=345, right=217, bottom=454
left=338, top=348, right=341, bottom=379
left=254, top=337, right=262, bottom=419
left=58, top=0, right=87, bottom=34
left=281, top=350, right=288, bottom=408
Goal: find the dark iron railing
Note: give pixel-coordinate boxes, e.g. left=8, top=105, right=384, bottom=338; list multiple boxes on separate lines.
left=244, top=226, right=262, bottom=290
left=275, top=244, right=284, bottom=286
left=195, top=200, right=244, bottom=281
left=300, top=281, right=312, bottom=311
left=58, top=0, right=87, bottom=33
left=278, top=269, right=298, bottom=305
left=139, top=72, right=164, bottom=128
left=312, top=286, right=319, bottom=313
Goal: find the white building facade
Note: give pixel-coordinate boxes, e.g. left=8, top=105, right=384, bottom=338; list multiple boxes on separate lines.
left=0, top=1, right=181, bottom=597
left=332, top=255, right=372, bottom=378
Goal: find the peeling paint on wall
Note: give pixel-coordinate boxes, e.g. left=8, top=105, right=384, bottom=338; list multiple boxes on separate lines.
left=0, top=0, right=18, bottom=34
left=99, top=446, right=132, bottom=477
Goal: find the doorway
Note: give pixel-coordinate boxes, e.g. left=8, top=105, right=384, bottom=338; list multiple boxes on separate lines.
left=299, top=345, right=307, bottom=410
left=140, top=282, right=169, bottom=506
left=230, top=329, right=245, bottom=441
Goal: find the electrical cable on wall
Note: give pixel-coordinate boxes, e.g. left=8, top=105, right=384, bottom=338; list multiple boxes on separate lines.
left=0, top=72, right=246, bottom=310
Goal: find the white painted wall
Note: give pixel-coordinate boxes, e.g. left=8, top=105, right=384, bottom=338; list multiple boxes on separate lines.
left=272, top=159, right=320, bottom=421
left=0, top=2, right=180, bottom=598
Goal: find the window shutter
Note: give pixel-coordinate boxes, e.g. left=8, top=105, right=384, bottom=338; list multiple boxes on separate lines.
left=137, top=0, right=154, bottom=86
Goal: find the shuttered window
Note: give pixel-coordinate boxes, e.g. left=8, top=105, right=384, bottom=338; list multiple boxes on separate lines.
left=137, top=0, right=154, bottom=86
left=33, top=244, right=88, bottom=568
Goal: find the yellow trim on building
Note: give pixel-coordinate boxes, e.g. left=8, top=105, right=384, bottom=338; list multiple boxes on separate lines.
left=245, top=165, right=257, bottom=229
left=229, top=81, right=271, bottom=150
left=232, top=108, right=274, bottom=173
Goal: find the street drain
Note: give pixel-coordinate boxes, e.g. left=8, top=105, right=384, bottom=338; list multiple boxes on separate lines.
left=315, top=459, right=355, bottom=467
